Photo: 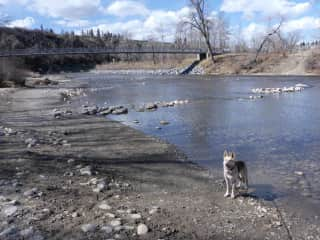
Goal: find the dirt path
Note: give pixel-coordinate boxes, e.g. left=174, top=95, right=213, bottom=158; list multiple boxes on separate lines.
left=0, top=80, right=319, bottom=239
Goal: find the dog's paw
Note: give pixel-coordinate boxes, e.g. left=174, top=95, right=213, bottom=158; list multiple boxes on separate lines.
left=231, top=194, right=236, bottom=199
left=224, top=193, right=230, bottom=198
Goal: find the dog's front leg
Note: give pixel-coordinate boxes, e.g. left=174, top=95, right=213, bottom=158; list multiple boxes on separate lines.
left=231, top=182, right=236, bottom=199
left=224, top=177, right=230, bottom=197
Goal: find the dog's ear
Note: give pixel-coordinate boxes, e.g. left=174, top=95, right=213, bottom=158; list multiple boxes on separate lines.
left=231, top=152, right=236, bottom=160
left=223, top=150, right=228, bottom=157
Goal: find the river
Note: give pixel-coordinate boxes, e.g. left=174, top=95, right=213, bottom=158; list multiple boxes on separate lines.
left=69, top=72, right=320, bottom=220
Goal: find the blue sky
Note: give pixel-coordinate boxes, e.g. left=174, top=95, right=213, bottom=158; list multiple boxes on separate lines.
left=1, top=0, right=319, bottom=43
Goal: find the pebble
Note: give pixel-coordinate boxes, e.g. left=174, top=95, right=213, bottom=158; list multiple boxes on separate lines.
left=23, top=188, right=39, bottom=197
left=93, top=182, right=106, bottom=193
left=0, top=226, right=17, bottom=237
left=20, top=227, right=34, bottom=237
left=101, top=225, right=113, bottom=234
left=129, top=213, right=141, bottom=220
left=81, top=223, right=98, bottom=233
left=98, top=201, right=112, bottom=210
left=106, top=213, right=116, bottom=218
left=149, top=206, right=160, bottom=215
left=72, top=212, right=80, bottom=218
left=110, top=220, right=121, bottom=227
left=3, top=206, right=18, bottom=217
left=80, top=166, right=92, bottom=176
left=137, top=224, right=148, bottom=235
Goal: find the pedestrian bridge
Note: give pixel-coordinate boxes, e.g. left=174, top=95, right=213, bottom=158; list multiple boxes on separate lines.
left=0, top=47, right=209, bottom=60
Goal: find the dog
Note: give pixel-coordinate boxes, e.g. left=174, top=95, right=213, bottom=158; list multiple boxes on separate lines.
left=223, top=151, right=248, bottom=198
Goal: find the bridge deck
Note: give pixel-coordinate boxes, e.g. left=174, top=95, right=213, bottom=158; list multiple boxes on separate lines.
left=0, top=48, right=207, bottom=58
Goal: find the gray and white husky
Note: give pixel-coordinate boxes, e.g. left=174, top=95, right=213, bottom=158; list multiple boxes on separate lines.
left=223, top=151, right=248, bottom=198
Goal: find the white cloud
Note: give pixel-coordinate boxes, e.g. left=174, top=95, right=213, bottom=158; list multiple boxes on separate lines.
left=283, top=16, right=320, bottom=32
left=0, top=0, right=28, bottom=4
left=106, top=0, right=150, bottom=17
left=56, top=19, right=91, bottom=28
left=7, top=16, right=35, bottom=28
left=242, top=22, right=267, bottom=42
left=221, top=0, right=311, bottom=17
left=89, top=7, right=191, bottom=42
left=240, top=16, right=320, bottom=44
left=29, top=0, right=102, bottom=19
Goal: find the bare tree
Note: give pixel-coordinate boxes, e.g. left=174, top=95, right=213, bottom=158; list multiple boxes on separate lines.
left=210, top=12, right=230, bottom=52
left=254, top=19, right=284, bottom=63
left=186, top=0, right=215, bottom=62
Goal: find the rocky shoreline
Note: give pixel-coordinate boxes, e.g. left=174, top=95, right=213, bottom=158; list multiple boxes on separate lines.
left=91, top=65, right=205, bottom=76
left=0, top=76, right=319, bottom=240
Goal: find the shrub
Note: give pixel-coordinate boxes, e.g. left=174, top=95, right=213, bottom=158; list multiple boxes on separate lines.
left=0, top=58, right=27, bottom=87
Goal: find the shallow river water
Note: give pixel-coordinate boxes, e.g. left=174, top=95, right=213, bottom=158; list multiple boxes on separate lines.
left=70, top=72, right=320, bottom=219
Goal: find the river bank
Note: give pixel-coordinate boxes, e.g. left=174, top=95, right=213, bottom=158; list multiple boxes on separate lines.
left=0, top=76, right=319, bottom=239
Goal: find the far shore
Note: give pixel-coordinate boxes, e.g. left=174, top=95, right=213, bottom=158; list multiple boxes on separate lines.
left=93, top=48, right=320, bottom=76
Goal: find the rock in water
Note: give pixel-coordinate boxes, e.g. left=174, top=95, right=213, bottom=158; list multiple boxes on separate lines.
left=137, top=224, right=148, bottom=235
left=112, top=107, right=128, bottom=115
left=160, top=120, right=169, bottom=125
left=145, top=103, right=158, bottom=111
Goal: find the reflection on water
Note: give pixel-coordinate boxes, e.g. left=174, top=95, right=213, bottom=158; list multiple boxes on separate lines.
left=71, top=73, right=320, bottom=216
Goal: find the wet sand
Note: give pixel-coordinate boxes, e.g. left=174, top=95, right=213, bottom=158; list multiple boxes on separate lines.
left=0, top=78, right=319, bottom=239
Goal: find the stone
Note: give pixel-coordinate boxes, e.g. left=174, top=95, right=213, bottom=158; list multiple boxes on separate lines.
left=101, top=225, right=113, bottom=234
left=20, top=227, right=34, bottom=237
left=72, top=212, right=80, bottom=218
left=23, top=188, right=38, bottom=197
left=137, top=224, right=148, bottom=235
left=25, top=138, right=37, bottom=147
left=110, top=220, right=121, bottom=227
left=3, top=206, right=18, bottom=217
left=81, top=224, right=97, bottom=233
left=112, top=107, right=128, bottom=115
left=106, top=213, right=116, bottom=218
left=145, top=103, right=158, bottom=110
left=294, top=171, right=304, bottom=176
left=149, top=206, right=160, bottom=215
left=129, top=213, right=141, bottom=220
left=160, top=121, right=169, bottom=125
left=93, top=182, right=106, bottom=193
left=0, top=226, right=17, bottom=237
left=123, top=225, right=135, bottom=231
left=100, top=109, right=113, bottom=115
left=98, top=201, right=112, bottom=210
left=80, top=166, right=92, bottom=176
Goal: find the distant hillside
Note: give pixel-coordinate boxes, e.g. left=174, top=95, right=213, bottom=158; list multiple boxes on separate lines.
left=0, top=27, right=178, bottom=73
